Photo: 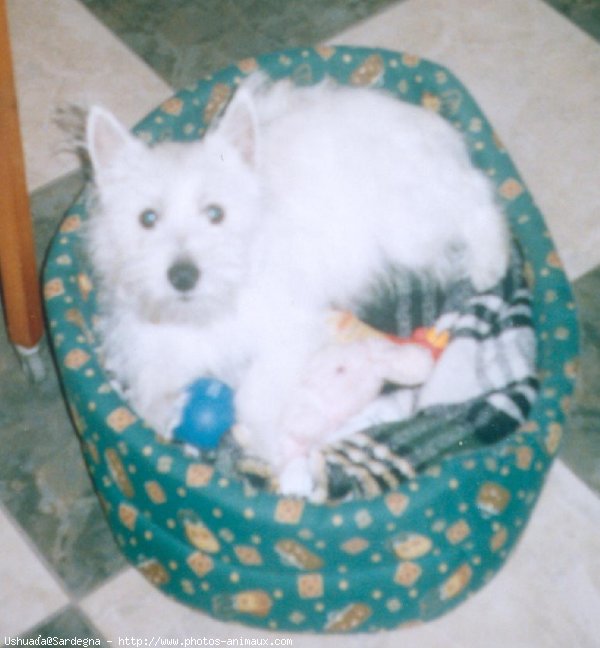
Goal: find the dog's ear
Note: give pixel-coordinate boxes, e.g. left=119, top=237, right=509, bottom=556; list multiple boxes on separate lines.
left=86, top=107, right=141, bottom=176
left=216, top=86, right=258, bottom=168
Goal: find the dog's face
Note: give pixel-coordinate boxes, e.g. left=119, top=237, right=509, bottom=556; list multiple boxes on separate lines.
left=86, top=92, right=260, bottom=325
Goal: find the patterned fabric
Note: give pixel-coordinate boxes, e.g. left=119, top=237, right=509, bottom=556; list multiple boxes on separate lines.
left=43, top=46, right=579, bottom=633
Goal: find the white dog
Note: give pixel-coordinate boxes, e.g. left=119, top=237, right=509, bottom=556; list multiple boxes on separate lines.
left=86, top=75, right=509, bottom=492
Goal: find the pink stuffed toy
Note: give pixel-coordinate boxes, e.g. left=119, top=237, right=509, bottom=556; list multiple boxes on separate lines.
left=276, top=311, right=448, bottom=496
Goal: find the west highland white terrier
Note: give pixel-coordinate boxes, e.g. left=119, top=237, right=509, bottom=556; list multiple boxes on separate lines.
left=86, top=75, right=509, bottom=494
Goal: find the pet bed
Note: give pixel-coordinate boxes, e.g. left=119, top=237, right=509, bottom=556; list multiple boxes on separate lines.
left=43, top=46, right=578, bottom=632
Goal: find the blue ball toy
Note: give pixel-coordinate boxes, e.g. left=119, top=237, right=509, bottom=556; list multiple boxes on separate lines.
left=172, top=378, right=235, bottom=449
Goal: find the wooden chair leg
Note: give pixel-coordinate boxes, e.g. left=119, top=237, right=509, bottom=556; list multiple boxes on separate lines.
left=0, top=0, right=44, bottom=360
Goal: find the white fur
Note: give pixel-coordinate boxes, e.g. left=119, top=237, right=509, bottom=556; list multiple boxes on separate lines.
left=86, top=77, right=510, bottom=485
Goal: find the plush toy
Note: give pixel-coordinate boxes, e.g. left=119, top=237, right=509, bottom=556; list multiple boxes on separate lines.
left=172, top=378, right=235, bottom=449
left=275, top=311, right=449, bottom=495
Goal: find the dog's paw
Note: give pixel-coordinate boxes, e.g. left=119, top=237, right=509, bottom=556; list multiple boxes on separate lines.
left=231, top=422, right=252, bottom=448
left=277, top=456, right=315, bottom=498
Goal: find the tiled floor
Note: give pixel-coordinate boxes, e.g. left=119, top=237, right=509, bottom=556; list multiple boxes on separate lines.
left=1, top=0, right=599, bottom=644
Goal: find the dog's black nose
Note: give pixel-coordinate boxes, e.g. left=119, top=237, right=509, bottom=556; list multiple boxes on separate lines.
left=167, top=260, right=200, bottom=292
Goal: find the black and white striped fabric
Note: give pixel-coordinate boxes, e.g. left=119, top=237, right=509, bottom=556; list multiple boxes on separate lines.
left=319, top=242, right=539, bottom=500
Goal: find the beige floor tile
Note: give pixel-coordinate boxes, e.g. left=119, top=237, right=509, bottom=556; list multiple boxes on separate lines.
left=7, top=0, right=171, bottom=191
left=330, top=0, right=600, bottom=280
left=0, top=507, right=69, bottom=637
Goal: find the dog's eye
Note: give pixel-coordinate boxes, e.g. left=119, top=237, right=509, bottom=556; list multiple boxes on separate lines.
left=205, top=204, right=225, bottom=225
left=139, top=209, right=159, bottom=229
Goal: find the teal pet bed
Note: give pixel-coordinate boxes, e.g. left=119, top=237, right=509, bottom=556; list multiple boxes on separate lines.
left=43, top=47, right=578, bottom=632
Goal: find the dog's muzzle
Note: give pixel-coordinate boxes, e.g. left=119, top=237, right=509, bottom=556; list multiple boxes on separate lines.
left=167, top=259, right=200, bottom=293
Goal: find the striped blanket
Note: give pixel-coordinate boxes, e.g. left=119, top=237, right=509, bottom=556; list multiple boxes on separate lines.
left=219, top=243, right=538, bottom=501
left=317, top=242, right=538, bottom=500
